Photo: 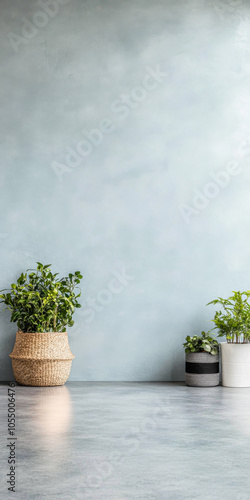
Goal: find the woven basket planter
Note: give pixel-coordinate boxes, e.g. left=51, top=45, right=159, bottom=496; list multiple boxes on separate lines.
left=9, top=331, right=75, bottom=387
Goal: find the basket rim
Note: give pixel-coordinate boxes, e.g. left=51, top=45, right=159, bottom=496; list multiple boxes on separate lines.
left=9, top=355, right=75, bottom=360
left=16, top=331, right=69, bottom=335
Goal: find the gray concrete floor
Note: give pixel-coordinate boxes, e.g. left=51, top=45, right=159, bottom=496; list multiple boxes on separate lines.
left=1, top=382, right=250, bottom=499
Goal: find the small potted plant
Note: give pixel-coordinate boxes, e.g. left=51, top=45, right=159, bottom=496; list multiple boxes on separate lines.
left=207, top=291, right=250, bottom=387
left=183, top=331, right=219, bottom=387
left=0, top=262, right=82, bottom=387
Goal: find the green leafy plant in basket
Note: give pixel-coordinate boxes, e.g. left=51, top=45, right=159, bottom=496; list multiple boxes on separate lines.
left=0, top=262, right=83, bottom=333
left=183, top=331, right=219, bottom=355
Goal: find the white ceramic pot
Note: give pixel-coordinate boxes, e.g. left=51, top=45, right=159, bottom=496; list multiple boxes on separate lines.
left=221, top=342, right=250, bottom=387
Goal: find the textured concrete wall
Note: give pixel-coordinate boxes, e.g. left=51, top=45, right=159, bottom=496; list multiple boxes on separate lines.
left=0, top=0, right=250, bottom=380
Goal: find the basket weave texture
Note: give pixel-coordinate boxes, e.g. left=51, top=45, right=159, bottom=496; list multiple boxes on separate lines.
left=10, top=331, right=75, bottom=387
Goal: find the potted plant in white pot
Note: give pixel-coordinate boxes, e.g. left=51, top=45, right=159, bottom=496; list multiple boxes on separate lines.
left=207, top=291, right=250, bottom=387
left=183, top=331, right=219, bottom=387
left=0, top=262, right=82, bottom=387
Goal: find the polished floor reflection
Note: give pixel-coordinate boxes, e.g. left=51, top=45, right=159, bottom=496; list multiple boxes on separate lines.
left=1, top=382, right=250, bottom=499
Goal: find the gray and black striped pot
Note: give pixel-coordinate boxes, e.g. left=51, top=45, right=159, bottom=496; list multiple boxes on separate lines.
left=185, top=352, right=219, bottom=387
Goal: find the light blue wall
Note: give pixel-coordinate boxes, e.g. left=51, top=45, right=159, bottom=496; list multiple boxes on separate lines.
left=0, top=0, right=250, bottom=380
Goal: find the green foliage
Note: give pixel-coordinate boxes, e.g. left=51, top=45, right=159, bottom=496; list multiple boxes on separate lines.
left=0, top=262, right=83, bottom=333
left=183, top=331, right=219, bottom=355
left=207, top=291, right=250, bottom=343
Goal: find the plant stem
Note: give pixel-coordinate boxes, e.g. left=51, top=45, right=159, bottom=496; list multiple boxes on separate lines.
left=53, top=307, right=57, bottom=331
